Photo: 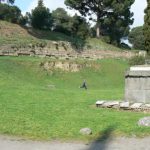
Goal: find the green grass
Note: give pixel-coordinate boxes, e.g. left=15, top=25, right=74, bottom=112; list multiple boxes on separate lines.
left=86, top=38, right=122, bottom=51
left=0, top=56, right=149, bottom=141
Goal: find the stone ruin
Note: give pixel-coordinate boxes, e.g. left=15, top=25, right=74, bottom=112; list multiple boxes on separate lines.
left=96, top=100, right=150, bottom=112
left=40, top=61, right=92, bottom=72
left=125, top=66, right=150, bottom=104
left=96, top=65, right=150, bottom=112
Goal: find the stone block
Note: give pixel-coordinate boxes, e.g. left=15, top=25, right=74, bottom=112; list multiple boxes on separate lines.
left=125, top=67, right=150, bottom=103
left=96, top=101, right=105, bottom=106
left=130, top=103, right=143, bottom=109
left=102, top=101, right=119, bottom=108
left=120, top=102, right=130, bottom=109
left=125, top=90, right=146, bottom=103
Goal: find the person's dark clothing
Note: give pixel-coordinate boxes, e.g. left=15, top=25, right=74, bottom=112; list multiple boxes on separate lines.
left=80, top=81, right=87, bottom=89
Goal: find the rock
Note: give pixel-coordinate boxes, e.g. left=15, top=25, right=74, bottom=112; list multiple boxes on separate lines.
left=130, top=103, right=143, bottom=109
left=145, top=104, right=150, bottom=108
left=138, top=117, right=150, bottom=127
left=102, top=101, right=120, bottom=108
left=96, top=101, right=105, bottom=107
left=120, top=102, right=130, bottom=109
left=80, top=128, right=92, bottom=135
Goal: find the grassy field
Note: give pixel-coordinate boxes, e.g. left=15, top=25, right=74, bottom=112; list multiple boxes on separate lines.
left=0, top=56, right=149, bottom=141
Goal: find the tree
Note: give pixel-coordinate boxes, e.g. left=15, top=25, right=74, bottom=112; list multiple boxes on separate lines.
left=52, top=8, right=90, bottom=38
left=52, top=8, right=71, bottom=34
left=143, top=0, right=150, bottom=54
left=101, top=0, right=134, bottom=45
left=31, top=0, right=53, bottom=29
left=129, top=26, right=145, bottom=50
left=65, top=0, right=134, bottom=45
left=0, top=3, right=21, bottom=23
left=69, top=14, right=90, bottom=39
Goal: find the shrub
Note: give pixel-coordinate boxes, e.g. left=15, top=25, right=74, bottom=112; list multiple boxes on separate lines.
left=129, top=55, right=145, bottom=66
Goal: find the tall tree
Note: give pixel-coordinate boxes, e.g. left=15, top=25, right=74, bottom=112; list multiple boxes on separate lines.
left=69, top=14, right=90, bottom=39
left=143, top=0, right=150, bottom=54
left=65, top=0, right=134, bottom=44
left=0, top=3, right=21, bottom=23
left=31, top=0, right=53, bottom=29
left=52, top=8, right=71, bottom=34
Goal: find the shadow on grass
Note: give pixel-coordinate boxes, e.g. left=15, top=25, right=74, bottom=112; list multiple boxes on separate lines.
left=87, top=126, right=116, bottom=150
left=26, top=27, right=86, bottom=52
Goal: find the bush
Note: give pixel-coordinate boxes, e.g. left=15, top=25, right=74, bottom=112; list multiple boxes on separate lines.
left=128, top=26, right=145, bottom=50
left=129, top=55, right=145, bottom=66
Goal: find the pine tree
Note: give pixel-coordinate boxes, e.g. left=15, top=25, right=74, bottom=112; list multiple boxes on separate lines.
left=65, top=0, right=134, bottom=45
left=143, top=0, right=150, bottom=54
left=31, top=0, right=53, bottom=29
left=38, top=0, right=43, bottom=7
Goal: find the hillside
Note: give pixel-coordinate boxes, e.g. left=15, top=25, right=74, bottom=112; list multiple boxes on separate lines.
left=0, top=21, right=132, bottom=54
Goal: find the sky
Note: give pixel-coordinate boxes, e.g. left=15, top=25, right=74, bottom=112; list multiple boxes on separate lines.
left=14, top=0, right=147, bottom=28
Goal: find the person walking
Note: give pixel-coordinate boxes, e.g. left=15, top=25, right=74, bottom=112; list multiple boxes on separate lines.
left=80, top=79, right=87, bottom=90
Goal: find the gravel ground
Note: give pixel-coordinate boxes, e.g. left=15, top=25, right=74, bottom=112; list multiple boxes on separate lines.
left=0, top=136, right=150, bottom=150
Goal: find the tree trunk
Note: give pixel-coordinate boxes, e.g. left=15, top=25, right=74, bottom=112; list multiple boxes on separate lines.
left=96, top=26, right=100, bottom=38
left=96, top=14, right=101, bottom=38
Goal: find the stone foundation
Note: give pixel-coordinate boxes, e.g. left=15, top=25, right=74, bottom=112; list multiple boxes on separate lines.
left=96, top=100, right=150, bottom=112
left=125, top=66, right=150, bottom=103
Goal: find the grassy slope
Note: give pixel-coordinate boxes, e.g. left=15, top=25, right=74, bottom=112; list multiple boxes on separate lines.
left=0, top=21, right=122, bottom=51
left=0, top=56, right=149, bottom=141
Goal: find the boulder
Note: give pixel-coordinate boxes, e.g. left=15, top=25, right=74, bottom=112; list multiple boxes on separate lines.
left=102, top=101, right=119, bottom=108
left=138, top=117, right=150, bottom=127
left=96, top=101, right=105, bottom=107
left=130, top=103, right=143, bottom=109
left=80, top=128, right=92, bottom=135
left=120, top=102, right=130, bottom=109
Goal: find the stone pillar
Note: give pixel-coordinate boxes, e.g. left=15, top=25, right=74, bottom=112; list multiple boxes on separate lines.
left=125, top=66, right=150, bottom=103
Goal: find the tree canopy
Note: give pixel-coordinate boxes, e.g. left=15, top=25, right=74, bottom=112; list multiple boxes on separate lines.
left=52, top=8, right=71, bottom=34
left=31, top=0, right=53, bottom=30
left=129, top=26, right=145, bottom=50
left=65, top=0, right=134, bottom=45
left=0, top=3, right=21, bottom=23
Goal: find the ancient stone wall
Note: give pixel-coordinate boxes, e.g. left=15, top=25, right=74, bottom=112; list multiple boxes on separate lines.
left=0, top=42, right=135, bottom=60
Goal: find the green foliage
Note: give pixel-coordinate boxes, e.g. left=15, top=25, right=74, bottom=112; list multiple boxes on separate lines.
left=18, top=15, right=27, bottom=26
left=52, top=8, right=90, bottom=39
left=31, top=0, right=53, bottom=30
left=69, top=14, right=90, bottom=39
left=143, top=0, right=150, bottom=54
left=0, top=3, right=21, bottom=23
left=129, top=26, right=145, bottom=50
left=52, top=8, right=71, bottom=35
left=129, top=55, right=145, bottom=66
left=65, top=0, right=134, bottom=45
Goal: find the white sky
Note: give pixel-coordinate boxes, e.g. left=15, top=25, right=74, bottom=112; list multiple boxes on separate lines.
left=24, top=0, right=147, bottom=28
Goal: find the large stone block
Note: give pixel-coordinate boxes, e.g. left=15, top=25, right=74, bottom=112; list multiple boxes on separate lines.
left=125, top=66, right=150, bottom=103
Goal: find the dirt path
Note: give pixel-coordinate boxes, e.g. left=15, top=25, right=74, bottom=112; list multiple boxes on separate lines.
left=0, top=136, right=149, bottom=150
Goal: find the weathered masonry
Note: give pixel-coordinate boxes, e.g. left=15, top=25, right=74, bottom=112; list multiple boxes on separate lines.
left=125, top=66, right=150, bottom=103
